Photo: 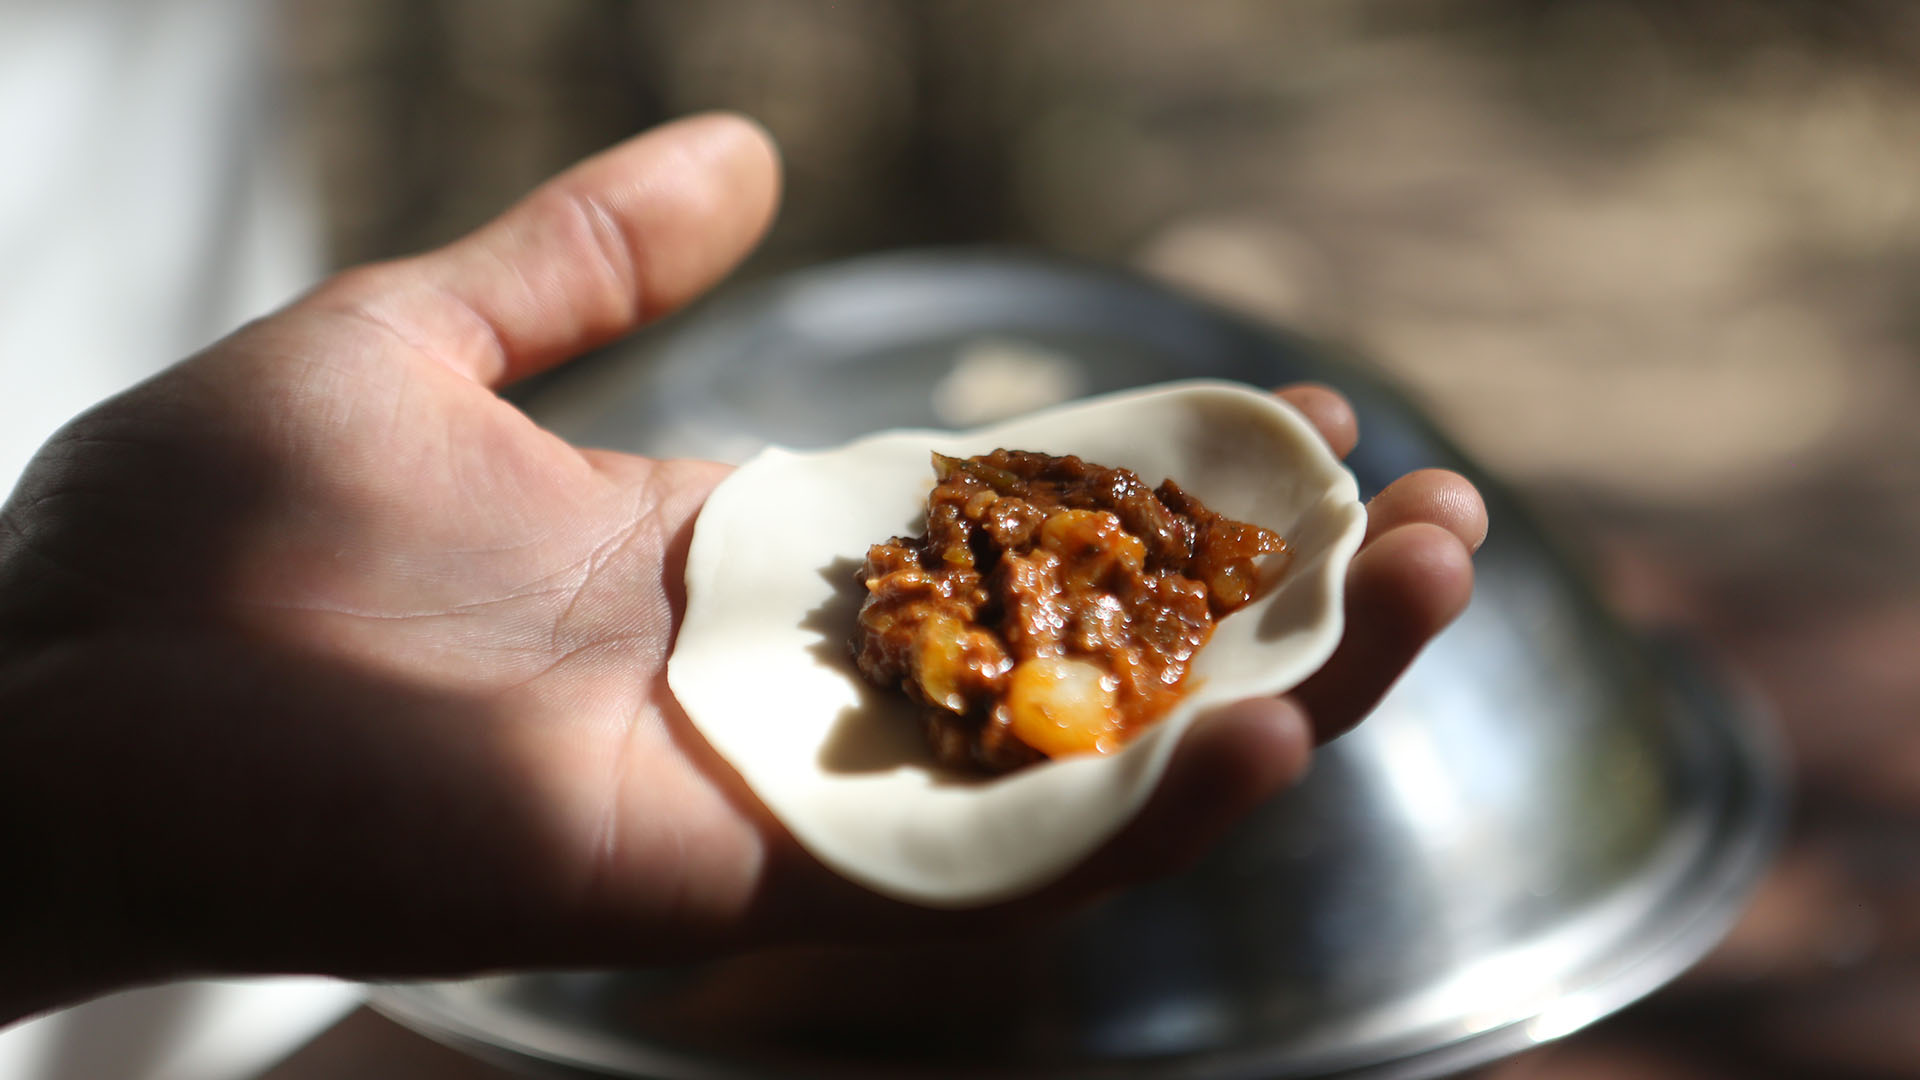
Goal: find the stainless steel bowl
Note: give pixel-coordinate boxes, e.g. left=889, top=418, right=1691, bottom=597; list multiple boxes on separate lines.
left=373, top=252, right=1783, bottom=1079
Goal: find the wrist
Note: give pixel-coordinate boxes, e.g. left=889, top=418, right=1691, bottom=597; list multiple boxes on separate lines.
left=0, top=633, right=177, bottom=1025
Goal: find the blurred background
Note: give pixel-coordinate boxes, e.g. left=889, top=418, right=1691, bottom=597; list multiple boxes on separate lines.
left=7, top=0, right=1918, bottom=1076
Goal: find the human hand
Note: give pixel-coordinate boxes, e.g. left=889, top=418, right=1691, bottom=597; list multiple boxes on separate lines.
left=0, top=114, right=1483, bottom=1023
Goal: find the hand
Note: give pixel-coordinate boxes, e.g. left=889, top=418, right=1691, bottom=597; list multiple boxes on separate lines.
left=0, top=114, right=1484, bottom=1022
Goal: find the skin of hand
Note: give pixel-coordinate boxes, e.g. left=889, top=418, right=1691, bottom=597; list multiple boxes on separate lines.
left=0, top=113, right=1486, bottom=1024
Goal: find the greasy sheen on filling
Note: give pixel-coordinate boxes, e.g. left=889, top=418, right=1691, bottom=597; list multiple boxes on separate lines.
left=852, top=449, right=1289, bottom=773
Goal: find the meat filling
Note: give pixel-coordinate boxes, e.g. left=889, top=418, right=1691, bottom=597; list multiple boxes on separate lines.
left=852, top=449, right=1289, bottom=773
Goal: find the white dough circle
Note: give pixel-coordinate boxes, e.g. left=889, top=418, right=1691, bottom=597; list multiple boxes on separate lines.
left=668, top=380, right=1367, bottom=907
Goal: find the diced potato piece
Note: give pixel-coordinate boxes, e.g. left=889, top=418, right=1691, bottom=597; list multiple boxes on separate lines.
left=963, top=489, right=999, bottom=521
left=1209, top=563, right=1254, bottom=607
left=913, top=615, right=972, bottom=713
left=1004, top=657, right=1122, bottom=758
left=1038, top=509, right=1147, bottom=572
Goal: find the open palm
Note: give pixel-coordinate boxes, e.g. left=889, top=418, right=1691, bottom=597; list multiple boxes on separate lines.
left=0, top=115, right=1483, bottom=1018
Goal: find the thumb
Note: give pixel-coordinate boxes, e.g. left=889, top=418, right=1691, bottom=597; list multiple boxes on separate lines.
left=300, top=112, right=781, bottom=388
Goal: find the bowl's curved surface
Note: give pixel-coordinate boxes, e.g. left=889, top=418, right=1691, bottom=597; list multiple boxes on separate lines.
left=374, top=251, right=1783, bottom=1080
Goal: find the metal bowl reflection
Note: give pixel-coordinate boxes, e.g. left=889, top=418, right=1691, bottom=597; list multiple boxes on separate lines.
left=373, top=252, right=1782, bottom=1080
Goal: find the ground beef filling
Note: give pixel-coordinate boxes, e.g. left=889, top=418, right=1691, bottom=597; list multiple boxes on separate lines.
left=851, top=449, right=1289, bottom=773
